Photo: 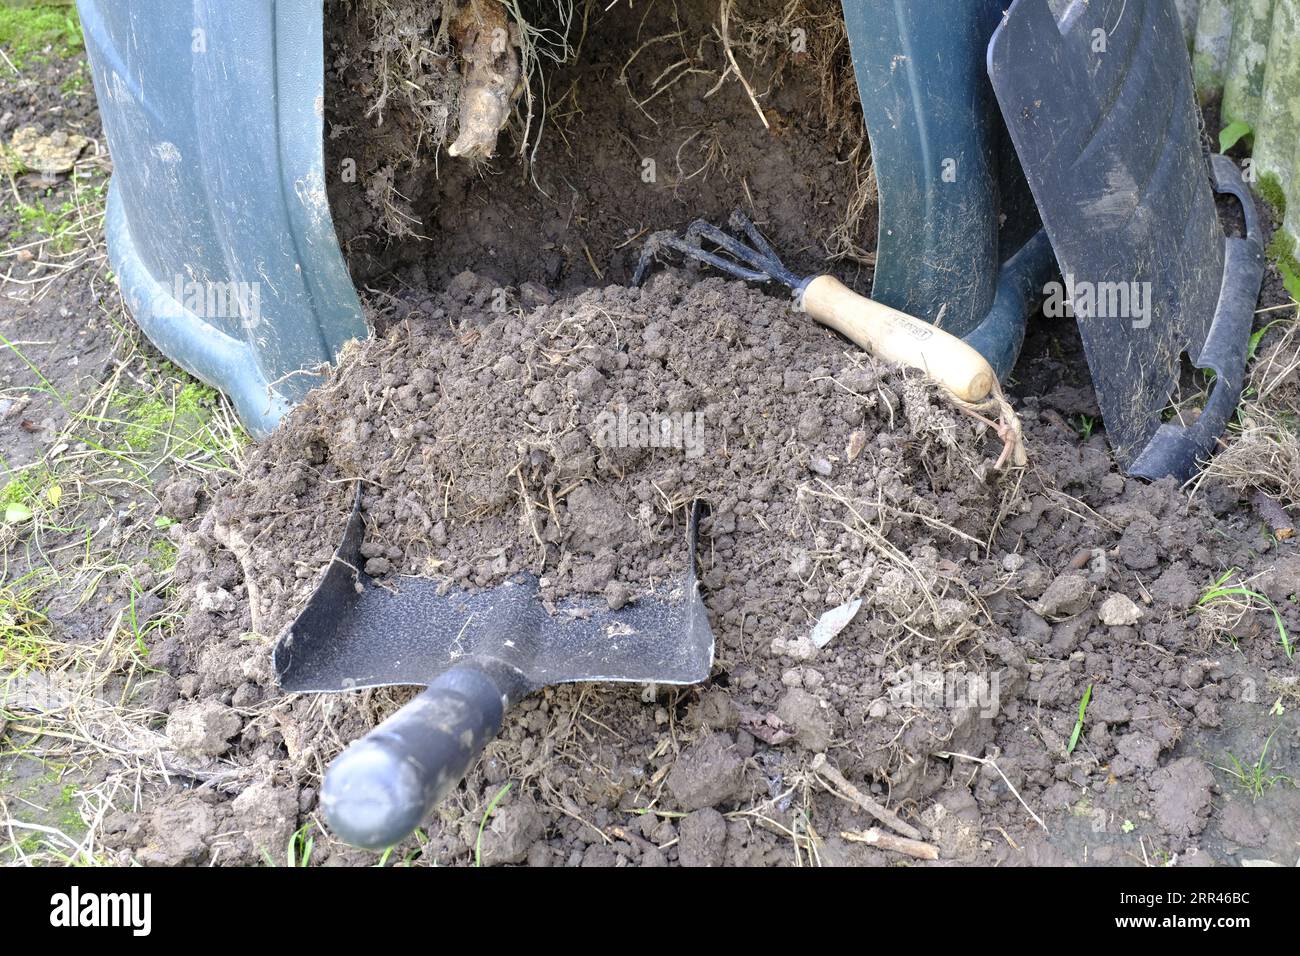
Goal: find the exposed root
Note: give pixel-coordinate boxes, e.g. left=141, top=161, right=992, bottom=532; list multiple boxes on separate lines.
left=447, top=0, right=523, bottom=161
left=948, top=381, right=1028, bottom=471
left=717, top=0, right=769, bottom=129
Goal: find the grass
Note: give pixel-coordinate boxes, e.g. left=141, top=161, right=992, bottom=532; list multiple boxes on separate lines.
left=0, top=2, right=83, bottom=71
left=1217, top=727, right=1293, bottom=802
left=147, top=538, right=178, bottom=574
left=1072, top=414, right=1096, bottom=441
left=0, top=756, right=92, bottom=864
left=1, top=226, right=249, bottom=869
left=102, top=376, right=247, bottom=470
left=0, top=570, right=54, bottom=672
left=260, top=823, right=315, bottom=867
left=1198, top=569, right=1294, bottom=660
left=288, top=824, right=315, bottom=867
left=1194, top=315, right=1300, bottom=507
left=1067, top=683, right=1092, bottom=755
left=118, top=380, right=210, bottom=450
left=123, top=582, right=176, bottom=660
left=57, top=60, right=88, bottom=96
left=474, top=782, right=513, bottom=867
left=6, top=181, right=108, bottom=256
left=375, top=830, right=431, bottom=867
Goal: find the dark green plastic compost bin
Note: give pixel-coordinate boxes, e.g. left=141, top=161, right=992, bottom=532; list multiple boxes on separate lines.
left=79, top=0, right=366, bottom=438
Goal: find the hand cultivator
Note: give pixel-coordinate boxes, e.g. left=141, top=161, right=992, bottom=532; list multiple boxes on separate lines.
left=634, top=211, right=1027, bottom=468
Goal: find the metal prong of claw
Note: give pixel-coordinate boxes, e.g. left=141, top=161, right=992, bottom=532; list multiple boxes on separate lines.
left=631, top=231, right=677, bottom=287
left=631, top=212, right=805, bottom=291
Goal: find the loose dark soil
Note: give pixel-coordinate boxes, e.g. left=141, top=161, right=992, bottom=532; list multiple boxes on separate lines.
left=208, top=269, right=1007, bottom=632
left=324, top=0, right=872, bottom=293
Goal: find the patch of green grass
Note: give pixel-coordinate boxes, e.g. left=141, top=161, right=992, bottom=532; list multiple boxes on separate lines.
left=0, top=332, right=68, bottom=411
left=1, top=477, right=34, bottom=510
left=124, top=382, right=211, bottom=452
left=58, top=61, right=88, bottom=95
left=0, top=3, right=83, bottom=71
left=1, top=462, right=54, bottom=508
left=54, top=782, right=85, bottom=834
left=6, top=180, right=107, bottom=256
left=1, top=463, right=73, bottom=531
left=1199, top=569, right=1294, bottom=660
left=375, top=830, right=429, bottom=867
left=1218, top=726, right=1293, bottom=801
left=122, top=581, right=175, bottom=661
left=1072, top=414, right=1096, bottom=441
left=110, top=379, right=232, bottom=461
left=474, top=782, right=513, bottom=867
left=263, top=824, right=315, bottom=867
left=147, top=538, right=178, bottom=574
left=0, top=571, right=54, bottom=672
left=1067, top=683, right=1092, bottom=755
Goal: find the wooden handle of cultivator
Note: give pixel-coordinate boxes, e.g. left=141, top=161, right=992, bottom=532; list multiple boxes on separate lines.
left=800, top=275, right=996, bottom=404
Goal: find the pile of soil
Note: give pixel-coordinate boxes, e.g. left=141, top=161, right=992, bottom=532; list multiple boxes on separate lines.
left=207, top=270, right=1007, bottom=634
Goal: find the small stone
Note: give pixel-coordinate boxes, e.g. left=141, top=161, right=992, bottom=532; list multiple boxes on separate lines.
left=1098, top=593, right=1143, bottom=626
left=9, top=125, right=89, bottom=175
left=776, top=688, right=836, bottom=752
left=159, top=476, right=203, bottom=520
left=195, top=582, right=235, bottom=614
left=604, top=580, right=631, bottom=611
left=166, top=701, right=242, bottom=757
left=1034, top=573, right=1091, bottom=618
left=788, top=550, right=813, bottom=578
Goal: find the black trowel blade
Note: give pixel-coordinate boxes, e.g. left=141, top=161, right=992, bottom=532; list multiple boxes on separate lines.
left=273, top=491, right=714, bottom=693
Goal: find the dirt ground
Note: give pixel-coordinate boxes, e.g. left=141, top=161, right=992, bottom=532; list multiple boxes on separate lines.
left=2, top=2, right=1298, bottom=868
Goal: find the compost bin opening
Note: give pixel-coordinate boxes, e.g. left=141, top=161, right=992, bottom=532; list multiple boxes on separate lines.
left=323, top=0, right=875, bottom=301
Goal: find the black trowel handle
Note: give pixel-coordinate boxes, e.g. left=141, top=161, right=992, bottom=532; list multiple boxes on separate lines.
left=321, top=664, right=514, bottom=850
